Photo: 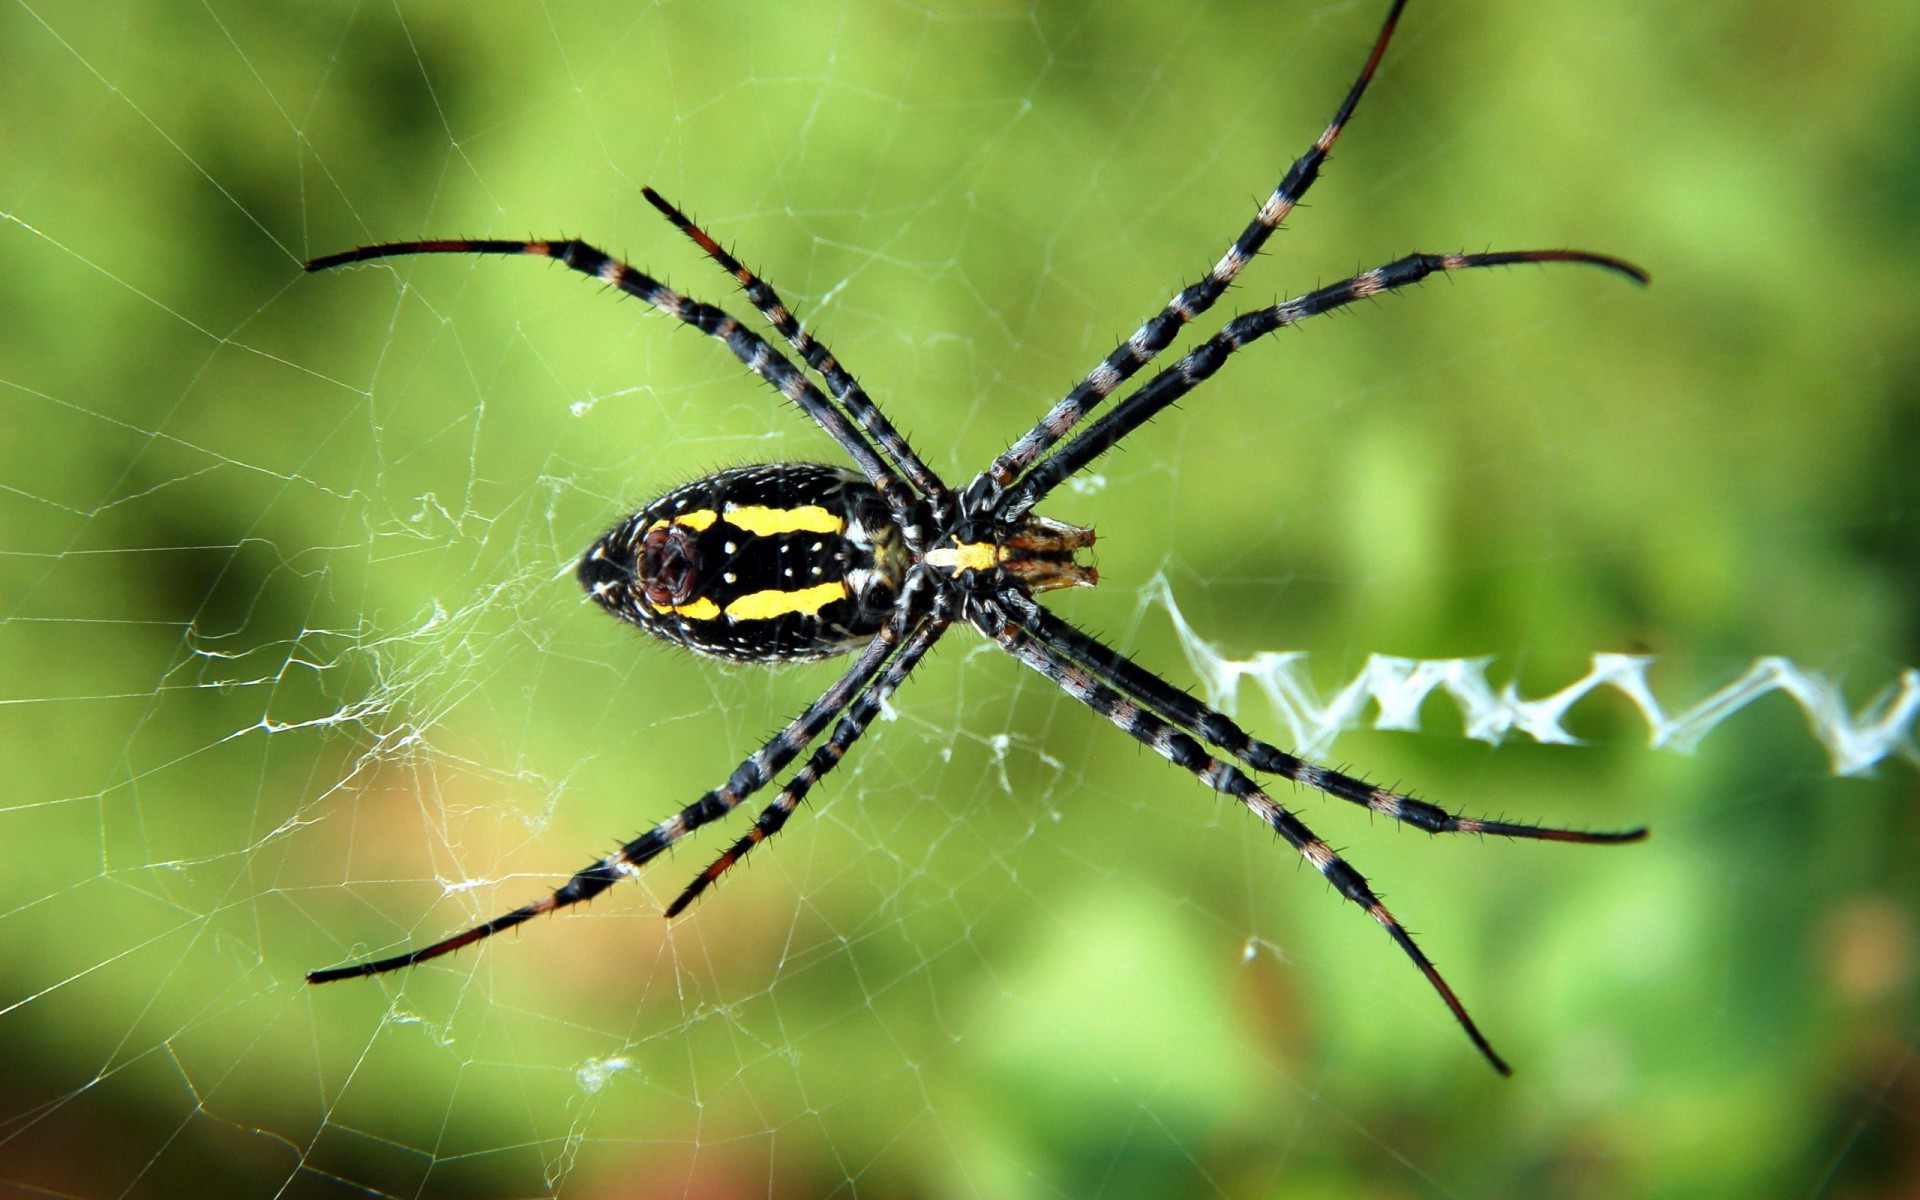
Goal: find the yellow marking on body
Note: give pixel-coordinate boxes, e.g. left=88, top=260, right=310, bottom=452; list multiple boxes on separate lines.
left=723, top=504, right=843, bottom=537
left=648, top=509, right=718, bottom=534
left=924, top=539, right=1002, bottom=574
left=652, top=596, right=720, bottom=620
left=724, top=581, right=847, bottom=622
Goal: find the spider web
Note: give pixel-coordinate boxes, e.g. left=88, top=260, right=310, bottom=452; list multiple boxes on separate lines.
left=4, top=0, right=1918, bottom=1195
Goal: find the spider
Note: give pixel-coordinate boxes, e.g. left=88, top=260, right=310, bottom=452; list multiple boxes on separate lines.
left=304, top=0, right=1648, bottom=1074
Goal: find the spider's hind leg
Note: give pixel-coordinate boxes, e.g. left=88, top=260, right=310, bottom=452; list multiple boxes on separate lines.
left=641, top=186, right=944, bottom=504
left=305, top=611, right=918, bottom=984
left=665, top=616, right=950, bottom=916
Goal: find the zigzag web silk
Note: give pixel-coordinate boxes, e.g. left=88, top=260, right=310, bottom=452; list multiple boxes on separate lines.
left=1133, top=573, right=1920, bottom=777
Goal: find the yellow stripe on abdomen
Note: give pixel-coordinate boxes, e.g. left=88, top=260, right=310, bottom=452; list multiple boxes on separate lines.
left=654, top=597, right=721, bottom=620
left=723, top=504, right=844, bottom=537
left=647, top=509, right=718, bottom=533
left=724, top=581, right=847, bottom=621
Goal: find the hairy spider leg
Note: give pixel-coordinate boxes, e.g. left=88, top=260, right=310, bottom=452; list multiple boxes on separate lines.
left=304, top=239, right=911, bottom=508
left=666, top=615, right=952, bottom=916
left=1008, top=596, right=1648, bottom=843
left=966, top=0, right=1411, bottom=513
left=641, top=186, right=946, bottom=501
left=975, top=591, right=1520, bottom=1074
left=1006, top=249, right=1648, bottom=513
left=307, top=611, right=919, bottom=983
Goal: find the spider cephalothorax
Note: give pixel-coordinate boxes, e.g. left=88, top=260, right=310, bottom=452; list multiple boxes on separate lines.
left=305, top=0, right=1648, bottom=1074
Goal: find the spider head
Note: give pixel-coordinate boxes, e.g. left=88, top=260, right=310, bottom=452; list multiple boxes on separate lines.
left=922, top=514, right=1097, bottom=595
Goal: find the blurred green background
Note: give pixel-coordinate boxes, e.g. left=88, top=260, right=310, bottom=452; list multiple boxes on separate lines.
left=3, top=0, right=1917, bottom=1195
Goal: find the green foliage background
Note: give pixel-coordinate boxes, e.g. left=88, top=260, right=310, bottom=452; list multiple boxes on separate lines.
left=3, top=0, right=1917, bottom=1196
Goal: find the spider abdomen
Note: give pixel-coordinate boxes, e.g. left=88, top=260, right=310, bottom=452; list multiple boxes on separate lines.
left=578, top=462, right=906, bottom=662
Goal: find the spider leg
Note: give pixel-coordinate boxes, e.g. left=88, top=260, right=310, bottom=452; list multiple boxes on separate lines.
left=966, top=0, right=1410, bottom=512
left=665, top=615, right=951, bottom=917
left=305, top=613, right=916, bottom=984
left=971, top=591, right=1512, bottom=1074
left=304, top=239, right=909, bottom=504
left=1004, top=248, right=1649, bottom=515
left=1009, top=596, right=1644, bottom=843
left=641, top=187, right=945, bottom=502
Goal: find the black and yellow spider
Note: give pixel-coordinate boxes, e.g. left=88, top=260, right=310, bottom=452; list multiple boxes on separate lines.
left=305, top=0, right=1647, bottom=1074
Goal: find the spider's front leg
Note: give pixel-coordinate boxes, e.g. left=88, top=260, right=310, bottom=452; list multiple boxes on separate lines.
left=1015, top=600, right=1647, bottom=845
left=967, top=590, right=1516, bottom=1074
left=966, top=0, right=1413, bottom=511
